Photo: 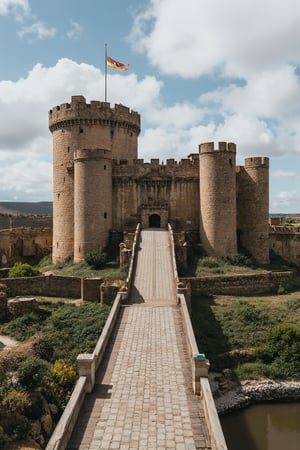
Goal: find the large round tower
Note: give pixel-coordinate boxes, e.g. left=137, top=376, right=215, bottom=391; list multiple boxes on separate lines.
left=49, top=95, right=140, bottom=263
left=237, top=157, right=269, bottom=264
left=199, top=142, right=237, bottom=256
left=74, top=148, right=112, bottom=263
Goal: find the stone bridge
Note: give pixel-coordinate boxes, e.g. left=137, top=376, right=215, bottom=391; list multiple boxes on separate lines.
left=46, top=227, right=227, bottom=450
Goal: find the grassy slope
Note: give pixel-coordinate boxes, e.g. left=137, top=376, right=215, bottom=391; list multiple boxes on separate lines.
left=192, top=289, right=300, bottom=378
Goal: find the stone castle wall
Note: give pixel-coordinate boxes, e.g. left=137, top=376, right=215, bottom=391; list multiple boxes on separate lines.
left=49, top=96, right=270, bottom=264
left=112, top=157, right=200, bottom=230
left=269, top=227, right=300, bottom=265
left=0, top=228, right=52, bottom=267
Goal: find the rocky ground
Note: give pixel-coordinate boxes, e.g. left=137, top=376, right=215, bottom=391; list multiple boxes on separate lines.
left=0, top=335, right=18, bottom=349
left=210, top=370, right=300, bottom=415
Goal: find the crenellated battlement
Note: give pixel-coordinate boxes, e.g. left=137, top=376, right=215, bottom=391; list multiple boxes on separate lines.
left=49, top=95, right=140, bottom=134
left=244, top=156, right=269, bottom=168
left=112, top=157, right=199, bottom=168
left=49, top=96, right=270, bottom=266
left=199, top=141, right=236, bottom=154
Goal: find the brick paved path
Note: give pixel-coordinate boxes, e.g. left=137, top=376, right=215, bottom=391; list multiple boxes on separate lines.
left=67, top=229, right=211, bottom=450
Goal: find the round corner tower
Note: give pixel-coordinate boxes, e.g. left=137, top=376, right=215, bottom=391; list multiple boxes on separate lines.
left=49, top=95, right=141, bottom=263
left=237, top=156, right=269, bottom=264
left=199, top=141, right=237, bottom=256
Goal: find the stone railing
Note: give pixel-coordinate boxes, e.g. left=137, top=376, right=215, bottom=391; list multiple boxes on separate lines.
left=178, top=292, right=227, bottom=450
left=46, top=292, right=124, bottom=450
left=169, top=223, right=227, bottom=450
left=126, top=223, right=140, bottom=295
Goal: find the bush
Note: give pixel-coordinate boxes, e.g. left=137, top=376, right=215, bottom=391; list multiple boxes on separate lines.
left=51, top=360, right=77, bottom=390
left=85, top=249, right=107, bottom=269
left=2, top=389, right=31, bottom=413
left=8, top=262, right=40, bottom=278
left=0, top=425, right=7, bottom=447
left=222, top=254, right=254, bottom=267
left=13, top=415, right=31, bottom=440
left=199, top=257, right=220, bottom=268
left=17, top=357, right=50, bottom=390
left=234, top=362, right=272, bottom=380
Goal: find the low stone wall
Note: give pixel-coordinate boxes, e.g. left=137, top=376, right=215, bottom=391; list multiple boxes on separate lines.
left=7, top=297, right=39, bottom=317
left=81, top=278, right=103, bottom=302
left=2, top=275, right=81, bottom=298
left=183, top=271, right=295, bottom=296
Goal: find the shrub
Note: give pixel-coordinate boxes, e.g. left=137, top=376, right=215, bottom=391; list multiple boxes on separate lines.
left=13, top=415, right=31, bottom=440
left=17, top=357, right=49, bottom=390
left=8, top=262, right=40, bottom=278
left=199, top=257, right=220, bottom=268
left=234, top=362, right=272, bottom=380
left=85, top=249, right=107, bottom=269
left=222, top=254, right=254, bottom=267
left=2, top=389, right=32, bottom=413
left=51, top=360, right=77, bottom=389
left=23, top=392, right=45, bottom=420
left=234, top=301, right=265, bottom=324
left=0, top=425, right=7, bottom=446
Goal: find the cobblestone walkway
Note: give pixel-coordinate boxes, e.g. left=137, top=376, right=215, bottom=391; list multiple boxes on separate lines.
left=67, top=229, right=211, bottom=450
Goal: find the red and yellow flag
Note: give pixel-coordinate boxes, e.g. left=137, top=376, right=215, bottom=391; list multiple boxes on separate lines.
left=106, top=56, right=129, bottom=71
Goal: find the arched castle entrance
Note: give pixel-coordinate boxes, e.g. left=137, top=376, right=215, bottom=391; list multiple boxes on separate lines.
left=149, top=214, right=161, bottom=228
left=141, top=207, right=168, bottom=229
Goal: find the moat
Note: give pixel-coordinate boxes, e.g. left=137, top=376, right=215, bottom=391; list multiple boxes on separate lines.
left=221, top=402, right=300, bottom=450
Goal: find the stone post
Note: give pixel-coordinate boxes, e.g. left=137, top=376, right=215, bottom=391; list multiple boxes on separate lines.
left=193, top=353, right=210, bottom=395
left=177, top=283, right=191, bottom=314
left=77, top=354, right=95, bottom=393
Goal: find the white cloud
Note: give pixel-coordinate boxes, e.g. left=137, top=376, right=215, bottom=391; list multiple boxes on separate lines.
left=272, top=170, right=297, bottom=178
left=0, top=59, right=164, bottom=200
left=0, top=57, right=299, bottom=209
left=66, top=19, right=83, bottom=40
left=0, top=0, right=29, bottom=20
left=129, top=0, right=300, bottom=79
left=18, top=20, right=56, bottom=41
left=271, top=191, right=300, bottom=213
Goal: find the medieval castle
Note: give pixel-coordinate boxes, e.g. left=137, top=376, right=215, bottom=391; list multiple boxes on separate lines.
left=49, top=95, right=270, bottom=265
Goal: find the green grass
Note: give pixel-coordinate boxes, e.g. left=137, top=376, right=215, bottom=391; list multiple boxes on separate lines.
left=191, top=289, right=300, bottom=379
left=0, top=300, right=111, bottom=364
left=39, top=256, right=127, bottom=280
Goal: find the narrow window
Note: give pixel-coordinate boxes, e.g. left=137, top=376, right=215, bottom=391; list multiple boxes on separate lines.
left=104, top=212, right=107, bottom=219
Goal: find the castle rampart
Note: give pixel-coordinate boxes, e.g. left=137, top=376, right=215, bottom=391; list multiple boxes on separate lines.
left=49, top=98, right=270, bottom=264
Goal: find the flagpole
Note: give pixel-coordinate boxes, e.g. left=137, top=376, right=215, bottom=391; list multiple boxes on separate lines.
left=104, top=43, right=108, bottom=102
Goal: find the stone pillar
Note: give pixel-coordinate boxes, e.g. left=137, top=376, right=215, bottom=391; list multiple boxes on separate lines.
left=77, top=353, right=95, bottom=393
left=193, top=353, right=210, bottom=395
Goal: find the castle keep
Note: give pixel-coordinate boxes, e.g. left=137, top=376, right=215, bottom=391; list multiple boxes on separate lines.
left=49, top=95, right=270, bottom=265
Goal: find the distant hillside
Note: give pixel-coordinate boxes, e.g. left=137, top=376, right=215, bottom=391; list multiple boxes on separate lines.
left=0, top=201, right=53, bottom=216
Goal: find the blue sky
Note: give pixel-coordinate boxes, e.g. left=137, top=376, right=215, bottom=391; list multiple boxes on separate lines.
left=0, top=0, right=299, bottom=213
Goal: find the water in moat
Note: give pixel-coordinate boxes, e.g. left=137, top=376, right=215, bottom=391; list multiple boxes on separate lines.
left=221, top=402, right=300, bottom=450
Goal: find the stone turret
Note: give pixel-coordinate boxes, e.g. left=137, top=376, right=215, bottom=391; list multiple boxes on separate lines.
left=74, top=148, right=112, bottom=263
left=199, top=142, right=237, bottom=257
left=49, top=96, right=140, bottom=263
left=237, top=157, right=270, bottom=264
